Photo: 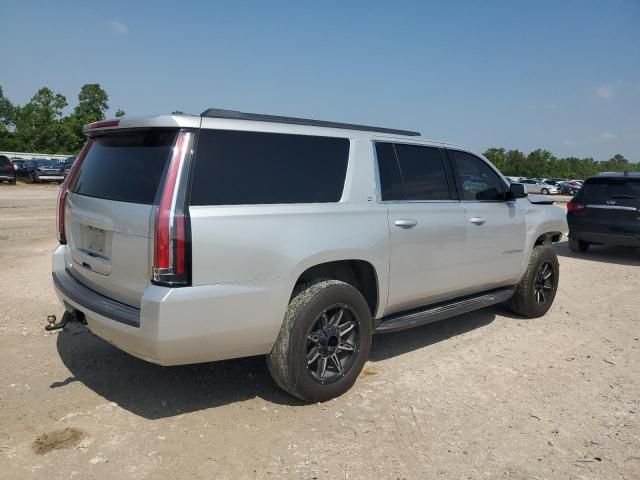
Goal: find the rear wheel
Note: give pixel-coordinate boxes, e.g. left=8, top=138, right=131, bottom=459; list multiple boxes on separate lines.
left=267, top=279, right=372, bottom=402
left=569, top=237, right=589, bottom=253
left=509, top=245, right=559, bottom=318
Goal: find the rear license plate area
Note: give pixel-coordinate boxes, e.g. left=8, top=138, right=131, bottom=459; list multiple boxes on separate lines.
left=84, top=226, right=106, bottom=256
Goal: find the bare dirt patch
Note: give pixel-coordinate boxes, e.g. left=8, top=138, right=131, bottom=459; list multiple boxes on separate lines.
left=32, top=428, right=86, bottom=455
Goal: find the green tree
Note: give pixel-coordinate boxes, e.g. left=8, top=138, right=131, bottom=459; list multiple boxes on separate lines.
left=63, top=84, right=110, bottom=152
left=0, top=86, right=16, bottom=131
left=483, top=148, right=507, bottom=172
left=115, top=109, right=126, bottom=118
left=171, top=110, right=184, bottom=114
left=13, top=87, right=68, bottom=152
left=74, top=84, right=109, bottom=123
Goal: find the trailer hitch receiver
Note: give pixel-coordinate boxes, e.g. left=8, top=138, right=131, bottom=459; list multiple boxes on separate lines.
left=45, top=310, right=86, bottom=331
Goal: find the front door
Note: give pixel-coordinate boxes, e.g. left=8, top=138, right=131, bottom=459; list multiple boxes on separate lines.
left=447, top=149, right=526, bottom=289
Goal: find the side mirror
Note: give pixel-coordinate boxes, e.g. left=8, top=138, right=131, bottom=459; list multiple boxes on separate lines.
left=506, top=182, right=527, bottom=200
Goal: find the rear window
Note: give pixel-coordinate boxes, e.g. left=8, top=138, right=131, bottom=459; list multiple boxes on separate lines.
left=190, top=130, right=350, bottom=205
left=71, top=129, right=177, bottom=204
left=0, top=157, right=11, bottom=166
left=581, top=178, right=640, bottom=200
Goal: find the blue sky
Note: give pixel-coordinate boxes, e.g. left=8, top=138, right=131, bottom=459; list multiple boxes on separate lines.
left=2, top=0, right=639, bottom=160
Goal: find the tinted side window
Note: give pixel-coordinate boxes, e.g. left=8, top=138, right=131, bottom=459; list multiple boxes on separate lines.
left=395, top=144, right=451, bottom=200
left=190, top=130, right=349, bottom=206
left=375, top=142, right=404, bottom=200
left=449, top=150, right=505, bottom=201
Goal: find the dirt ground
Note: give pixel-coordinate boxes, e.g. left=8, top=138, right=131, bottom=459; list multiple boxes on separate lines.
left=1, top=183, right=639, bottom=480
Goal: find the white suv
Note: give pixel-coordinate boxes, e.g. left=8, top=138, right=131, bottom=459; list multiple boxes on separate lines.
left=51, top=109, right=567, bottom=401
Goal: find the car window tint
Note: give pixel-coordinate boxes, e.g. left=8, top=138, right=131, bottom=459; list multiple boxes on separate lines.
left=375, top=142, right=404, bottom=200
left=72, top=129, right=177, bottom=204
left=190, top=130, right=350, bottom=205
left=394, top=144, right=451, bottom=200
left=449, top=150, right=505, bottom=201
left=581, top=178, right=640, bottom=199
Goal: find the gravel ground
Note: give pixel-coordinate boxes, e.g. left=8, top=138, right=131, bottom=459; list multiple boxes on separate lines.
left=1, top=184, right=638, bottom=480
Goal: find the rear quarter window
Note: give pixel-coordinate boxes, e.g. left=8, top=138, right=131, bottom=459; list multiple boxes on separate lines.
left=71, top=129, right=177, bottom=204
left=190, top=130, right=350, bottom=205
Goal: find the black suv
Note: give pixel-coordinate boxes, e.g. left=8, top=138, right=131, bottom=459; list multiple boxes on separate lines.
left=567, top=172, right=640, bottom=252
left=0, top=155, right=17, bottom=184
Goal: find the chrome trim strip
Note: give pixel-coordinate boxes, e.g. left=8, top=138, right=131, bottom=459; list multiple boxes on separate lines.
left=586, top=204, right=637, bottom=211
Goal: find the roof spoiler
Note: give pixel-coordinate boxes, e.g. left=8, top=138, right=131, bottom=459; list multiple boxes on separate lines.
left=200, top=108, right=420, bottom=137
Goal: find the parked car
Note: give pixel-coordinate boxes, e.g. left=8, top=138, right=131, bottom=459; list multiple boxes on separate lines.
left=557, top=181, right=580, bottom=196
left=0, top=155, right=17, bottom=184
left=62, top=156, right=76, bottom=177
left=21, top=159, right=66, bottom=183
left=10, top=158, right=26, bottom=172
left=567, top=172, right=640, bottom=252
left=519, top=179, right=560, bottom=195
left=50, top=109, right=567, bottom=402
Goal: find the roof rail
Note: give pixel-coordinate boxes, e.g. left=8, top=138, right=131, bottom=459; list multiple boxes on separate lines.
left=200, top=108, right=420, bottom=137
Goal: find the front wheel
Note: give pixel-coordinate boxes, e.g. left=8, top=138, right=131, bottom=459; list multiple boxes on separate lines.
left=509, top=245, right=559, bottom=318
left=541, top=188, right=549, bottom=195
left=267, top=279, right=372, bottom=402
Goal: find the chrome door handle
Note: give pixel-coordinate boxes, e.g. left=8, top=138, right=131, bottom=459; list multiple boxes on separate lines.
left=394, top=219, right=418, bottom=228
left=469, top=217, right=486, bottom=225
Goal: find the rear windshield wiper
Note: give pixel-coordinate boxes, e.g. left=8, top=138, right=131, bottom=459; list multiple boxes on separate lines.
left=611, top=195, right=636, bottom=199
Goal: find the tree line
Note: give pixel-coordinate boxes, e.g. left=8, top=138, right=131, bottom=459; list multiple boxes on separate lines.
left=0, top=84, right=184, bottom=155
left=0, top=84, right=637, bottom=178
left=483, top=148, right=638, bottom=180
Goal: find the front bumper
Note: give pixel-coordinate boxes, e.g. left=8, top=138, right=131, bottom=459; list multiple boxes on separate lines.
left=52, top=245, right=284, bottom=365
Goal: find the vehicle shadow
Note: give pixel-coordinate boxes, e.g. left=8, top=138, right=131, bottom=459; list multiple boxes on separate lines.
left=554, top=241, right=640, bottom=266
left=54, top=307, right=499, bottom=419
left=369, top=308, right=497, bottom=362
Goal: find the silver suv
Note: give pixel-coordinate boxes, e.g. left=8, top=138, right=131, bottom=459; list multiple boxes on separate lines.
left=51, top=109, right=567, bottom=401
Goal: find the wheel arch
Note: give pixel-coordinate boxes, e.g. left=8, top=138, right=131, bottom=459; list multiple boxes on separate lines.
left=293, top=259, right=380, bottom=318
left=534, top=231, right=563, bottom=246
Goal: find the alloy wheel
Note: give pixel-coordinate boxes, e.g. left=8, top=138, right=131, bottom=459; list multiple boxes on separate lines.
left=534, top=261, right=555, bottom=304
left=305, top=304, right=360, bottom=384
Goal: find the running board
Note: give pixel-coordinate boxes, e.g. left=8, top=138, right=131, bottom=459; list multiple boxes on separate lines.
left=375, top=287, right=516, bottom=334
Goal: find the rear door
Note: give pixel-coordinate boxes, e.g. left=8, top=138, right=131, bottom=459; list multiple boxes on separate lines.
left=376, top=142, right=469, bottom=315
left=65, top=129, right=178, bottom=308
left=447, top=149, right=526, bottom=288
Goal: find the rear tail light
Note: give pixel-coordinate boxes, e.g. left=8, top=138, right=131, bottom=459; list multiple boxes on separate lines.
left=57, top=141, right=93, bottom=244
left=152, top=130, right=194, bottom=286
left=566, top=200, right=585, bottom=213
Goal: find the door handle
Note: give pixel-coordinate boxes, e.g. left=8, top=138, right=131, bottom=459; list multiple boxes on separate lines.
left=469, top=217, right=486, bottom=225
left=394, top=219, right=418, bottom=228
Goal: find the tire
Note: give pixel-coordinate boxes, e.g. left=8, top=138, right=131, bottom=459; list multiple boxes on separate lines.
left=509, top=245, right=560, bottom=318
left=541, top=188, right=549, bottom=195
left=10, top=179, right=16, bottom=185
left=568, top=237, right=589, bottom=253
left=267, top=279, right=372, bottom=402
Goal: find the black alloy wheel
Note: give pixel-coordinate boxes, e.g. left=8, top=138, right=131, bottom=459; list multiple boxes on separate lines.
left=305, top=303, right=360, bottom=384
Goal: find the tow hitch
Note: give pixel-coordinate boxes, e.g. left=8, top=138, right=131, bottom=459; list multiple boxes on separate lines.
left=45, top=310, right=86, bottom=331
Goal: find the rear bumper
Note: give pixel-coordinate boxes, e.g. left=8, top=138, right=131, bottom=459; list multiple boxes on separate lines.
left=570, top=229, right=640, bottom=247
left=36, top=175, right=64, bottom=181
left=52, top=245, right=286, bottom=365
left=0, top=174, right=15, bottom=180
